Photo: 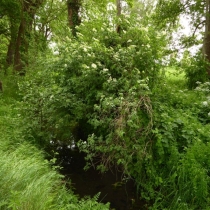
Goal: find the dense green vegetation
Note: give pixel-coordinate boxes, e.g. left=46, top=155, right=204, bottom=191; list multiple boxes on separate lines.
left=1, top=0, right=210, bottom=209
left=0, top=79, right=110, bottom=209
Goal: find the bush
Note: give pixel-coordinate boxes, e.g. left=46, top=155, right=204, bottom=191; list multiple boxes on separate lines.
left=18, top=10, right=166, bottom=150
left=195, top=81, right=210, bottom=124
left=183, top=52, right=209, bottom=89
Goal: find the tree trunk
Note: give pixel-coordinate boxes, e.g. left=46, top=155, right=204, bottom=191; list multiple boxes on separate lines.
left=6, top=16, right=19, bottom=69
left=14, top=17, right=26, bottom=73
left=67, top=0, right=81, bottom=36
left=14, top=0, right=44, bottom=74
left=203, top=0, right=210, bottom=76
left=6, top=40, right=15, bottom=67
left=116, top=0, right=122, bottom=33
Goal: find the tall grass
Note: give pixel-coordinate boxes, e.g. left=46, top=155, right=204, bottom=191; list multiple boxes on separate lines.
left=0, top=143, right=75, bottom=210
left=0, top=69, right=21, bottom=100
left=0, top=142, right=110, bottom=209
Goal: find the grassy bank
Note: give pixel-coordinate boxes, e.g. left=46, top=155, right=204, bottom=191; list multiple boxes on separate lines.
left=0, top=77, right=109, bottom=210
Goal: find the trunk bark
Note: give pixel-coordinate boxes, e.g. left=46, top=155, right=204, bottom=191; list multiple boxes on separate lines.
left=6, top=19, right=19, bottom=68
left=14, top=0, right=44, bottom=74
left=67, top=0, right=81, bottom=36
left=14, top=18, right=26, bottom=73
left=203, top=0, right=210, bottom=76
left=6, top=40, right=15, bottom=67
left=116, top=0, right=122, bottom=33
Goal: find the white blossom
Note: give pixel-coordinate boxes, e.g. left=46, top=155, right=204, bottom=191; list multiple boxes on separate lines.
left=108, top=76, right=112, bottom=83
left=91, top=63, right=97, bottom=69
left=53, top=51, right=59, bottom=55
left=103, top=68, right=109, bottom=72
left=202, top=101, right=208, bottom=106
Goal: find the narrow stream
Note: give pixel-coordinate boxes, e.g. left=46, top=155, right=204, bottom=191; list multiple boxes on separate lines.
left=53, top=144, right=148, bottom=210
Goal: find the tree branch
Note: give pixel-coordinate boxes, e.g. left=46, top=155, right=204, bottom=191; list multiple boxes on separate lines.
left=192, top=20, right=205, bottom=37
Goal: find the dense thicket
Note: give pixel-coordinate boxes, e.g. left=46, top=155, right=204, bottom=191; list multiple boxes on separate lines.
left=1, top=0, right=210, bottom=209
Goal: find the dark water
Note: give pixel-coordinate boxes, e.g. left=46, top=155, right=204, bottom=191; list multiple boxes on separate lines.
left=55, top=146, right=147, bottom=210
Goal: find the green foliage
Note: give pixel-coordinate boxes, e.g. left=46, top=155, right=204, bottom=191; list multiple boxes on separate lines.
left=18, top=7, right=166, bottom=147
left=183, top=52, right=209, bottom=89
left=18, top=60, right=60, bottom=146
left=0, top=33, right=8, bottom=69
left=154, top=0, right=182, bottom=28
left=195, top=81, right=210, bottom=124
left=4, top=1, right=210, bottom=209
left=154, top=0, right=206, bottom=50
left=137, top=74, right=210, bottom=209
left=175, top=141, right=210, bottom=209
left=0, top=94, right=110, bottom=210
left=52, top=8, right=165, bottom=178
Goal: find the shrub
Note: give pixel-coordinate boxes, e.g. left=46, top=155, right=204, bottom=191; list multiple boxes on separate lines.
left=18, top=9, right=166, bottom=150
left=183, top=52, right=209, bottom=89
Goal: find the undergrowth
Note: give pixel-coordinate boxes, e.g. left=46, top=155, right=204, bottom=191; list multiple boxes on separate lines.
left=146, top=69, right=210, bottom=209
left=0, top=81, right=109, bottom=210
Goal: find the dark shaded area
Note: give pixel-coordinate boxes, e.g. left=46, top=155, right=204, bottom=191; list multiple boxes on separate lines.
left=55, top=145, right=147, bottom=210
left=0, top=81, right=3, bottom=92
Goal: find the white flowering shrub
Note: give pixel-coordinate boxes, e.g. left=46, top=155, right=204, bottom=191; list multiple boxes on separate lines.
left=36, top=11, right=168, bottom=205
